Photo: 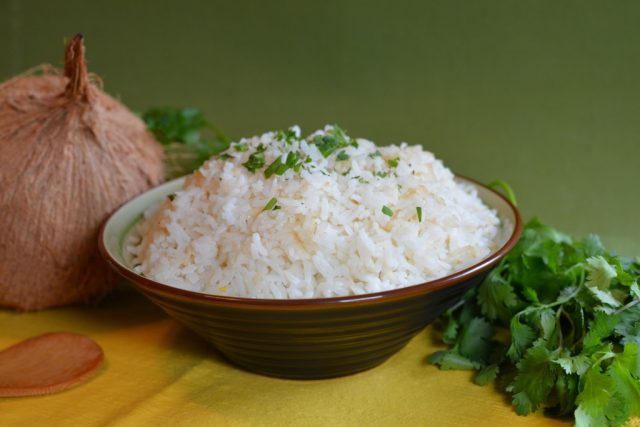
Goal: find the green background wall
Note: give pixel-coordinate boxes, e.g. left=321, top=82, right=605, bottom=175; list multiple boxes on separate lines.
left=1, top=0, right=638, bottom=253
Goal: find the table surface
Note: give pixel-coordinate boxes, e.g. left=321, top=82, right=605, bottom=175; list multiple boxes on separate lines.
left=0, top=286, right=571, bottom=427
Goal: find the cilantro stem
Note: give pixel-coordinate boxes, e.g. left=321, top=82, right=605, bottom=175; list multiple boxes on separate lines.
left=515, top=282, right=584, bottom=320
left=262, top=197, right=278, bottom=212
left=587, top=351, right=616, bottom=372
left=614, top=298, right=640, bottom=315
left=488, top=180, right=518, bottom=206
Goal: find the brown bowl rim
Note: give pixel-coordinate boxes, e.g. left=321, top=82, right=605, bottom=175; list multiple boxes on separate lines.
left=99, top=175, right=523, bottom=309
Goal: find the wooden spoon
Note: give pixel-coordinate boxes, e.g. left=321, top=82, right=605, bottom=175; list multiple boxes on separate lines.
left=0, top=332, right=103, bottom=397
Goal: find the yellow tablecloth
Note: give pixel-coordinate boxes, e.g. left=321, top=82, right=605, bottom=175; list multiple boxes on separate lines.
left=0, top=285, right=570, bottom=427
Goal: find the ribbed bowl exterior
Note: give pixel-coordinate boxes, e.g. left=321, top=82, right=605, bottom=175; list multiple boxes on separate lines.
left=100, top=176, right=521, bottom=379
left=133, top=274, right=486, bottom=378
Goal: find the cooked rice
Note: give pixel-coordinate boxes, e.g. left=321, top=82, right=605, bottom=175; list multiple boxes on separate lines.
left=130, top=125, right=502, bottom=299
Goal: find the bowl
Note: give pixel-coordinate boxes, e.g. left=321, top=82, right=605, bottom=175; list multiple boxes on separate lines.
left=99, top=176, right=522, bottom=379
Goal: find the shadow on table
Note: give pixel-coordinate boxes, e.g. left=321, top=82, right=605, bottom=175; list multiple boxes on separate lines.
left=97, top=283, right=229, bottom=363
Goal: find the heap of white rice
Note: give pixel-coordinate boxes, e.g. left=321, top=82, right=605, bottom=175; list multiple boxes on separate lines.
left=131, top=125, right=502, bottom=299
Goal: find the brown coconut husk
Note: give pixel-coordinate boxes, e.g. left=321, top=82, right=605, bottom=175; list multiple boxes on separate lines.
left=0, top=34, right=164, bottom=311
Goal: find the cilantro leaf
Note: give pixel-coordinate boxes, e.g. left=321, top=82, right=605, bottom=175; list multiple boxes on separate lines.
left=575, top=367, right=627, bottom=427
left=387, top=157, right=400, bottom=168
left=586, top=256, right=617, bottom=290
left=510, top=345, right=558, bottom=415
left=554, top=352, right=591, bottom=376
left=243, top=144, right=266, bottom=173
left=477, top=266, right=518, bottom=321
left=336, top=151, right=349, bottom=161
left=475, top=364, right=500, bottom=385
left=312, top=126, right=353, bottom=157
left=428, top=351, right=482, bottom=370
left=458, top=317, right=493, bottom=364
left=507, top=317, right=536, bottom=361
left=441, top=311, right=459, bottom=345
left=142, top=107, right=230, bottom=179
left=583, top=311, right=621, bottom=351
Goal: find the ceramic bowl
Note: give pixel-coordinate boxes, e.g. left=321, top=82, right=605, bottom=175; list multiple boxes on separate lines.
left=99, top=176, right=522, bottom=379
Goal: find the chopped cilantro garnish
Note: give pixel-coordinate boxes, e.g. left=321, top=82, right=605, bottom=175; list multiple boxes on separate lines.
left=275, top=128, right=298, bottom=144
left=234, top=143, right=248, bottom=152
left=283, top=151, right=300, bottom=174
left=375, top=171, right=388, bottom=178
left=264, top=151, right=301, bottom=178
left=243, top=144, right=266, bottom=173
left=312, top=126, right=353, bottom=157
left=219, top=153, right=233, bottom=160
left=167, top=193, right=176, bottom=201
left=262, top=197, right=278, bottom=211
left=342, top=167, right=352, bottom=176
left=336, top=151, right=350, bottom=161
left=313, top=135, right=340, bottom=158
left=387, top=157, right=400, bottom=168
left=416, top=206, right=422, bottom=222
left=382, top=205, right=393, bottom=217
left=369, top=150, right=382, bottom=159
left=264, top=157, right=283, bottom=178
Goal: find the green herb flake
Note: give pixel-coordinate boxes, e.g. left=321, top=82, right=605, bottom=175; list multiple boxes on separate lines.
left=167, top=193, right=176, bottom=201
left=275, top=128, right=298, bottom=144
left=335, top=151, right=349, bottom=161
left=219, top=153, right=232, bottom=160
left=277, top=151, right=300, bottom=176
left=374, top=171, right=388, bottom=178
left=262, top=197, right=278, bottom=212
left=312, top=126, right=353, bottom=158
left=243, top=145, right=266, bottom=173
left=382, top=205, right=393, bottom=217
left=234, top=143, right=248, bottom=152
left=416, top=206, right=422, bottom=222
left=264, top=157, right=283, bottom=178
left=387, top=157, right=400, bottom=168
left=369, top=150, right=382, bottom=159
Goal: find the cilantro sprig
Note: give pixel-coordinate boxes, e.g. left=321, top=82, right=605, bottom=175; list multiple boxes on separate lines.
left=142, top=107, right=229, bottom=179
left=429, top=218, right=640, bottom=426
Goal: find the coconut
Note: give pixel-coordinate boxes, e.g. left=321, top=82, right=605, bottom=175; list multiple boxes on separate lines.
left=0, top=35, right=164, bottom=311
